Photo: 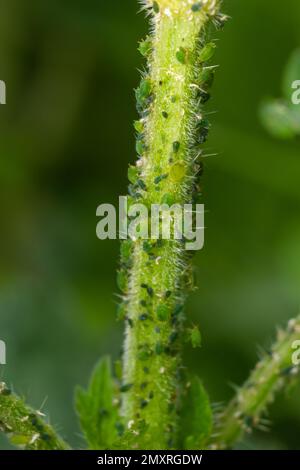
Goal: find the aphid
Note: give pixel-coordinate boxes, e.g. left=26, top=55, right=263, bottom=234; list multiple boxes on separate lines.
left=176, top=47, right=187, bottom=64
left=137, top=179, right=147, bottom=191
left=154, top=173, right=168, bottom=184
left=171, top=95, right=177, bottom=103
left=139, top=314, right=148, bottom=321
left=138, top=36, right=152, bottom=57
left=161, top=193, right=174, bottom=206
left=152, top=1, right=160, bottom=14
left=172, top=141, right=180, bottom=153
left=191, top=2, right=202, bottom=12
left=199, top=68, right=215, bottom=89
left=140, top=299, right=147, bottom=307
left=140, top=399, right=149, bottom=409
left=121, top=239, right=133, bottom=260
left=136, top=139, right=145, bottom=156
left=117, top=270, right=127, bottom=292
left=115, top=422, right=125, bottom=436
left=143, top=241, right=153, bottom=253
left=162, top=111, right=168, bottom=119
left=147, top=286, right=154, bottom=297
left=199, top=42, right=216, bottom=63
left=120, top=383, right=133, bottom=393
left=156, top=304, right=169, bottom=321
left=133, top=120, right=144, bottom=133
left=149, top=391, right=154, bottom=399
left=188, top=325, right=202, bottom=348
left=165, top=290, right=172, bottom=299
left=169, top=161, right=185, bottom=182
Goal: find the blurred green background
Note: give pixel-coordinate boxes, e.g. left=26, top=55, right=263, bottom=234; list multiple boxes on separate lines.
left=0, top=0, right=299, bottom=450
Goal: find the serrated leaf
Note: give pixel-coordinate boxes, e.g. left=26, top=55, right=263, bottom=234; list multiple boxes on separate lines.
left=282, top=48, right=300, bottom=102
left=179, top=376, right=213, bottom=450
left=75, top=356, right=118, bottom=449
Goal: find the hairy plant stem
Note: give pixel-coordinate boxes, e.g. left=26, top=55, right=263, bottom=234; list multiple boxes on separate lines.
left=0, top=382, right=69, bottom=449
left=119, top=0, right=224, bottom=449
left=211, top=316, right=300, bottom=449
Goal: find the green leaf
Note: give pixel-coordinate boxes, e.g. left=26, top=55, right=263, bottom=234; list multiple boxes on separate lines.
left=282, top=48, right=300, bottom=101
left=179, top=376, right=213, bottom=449
left=75, top=356, right=118, bottom=449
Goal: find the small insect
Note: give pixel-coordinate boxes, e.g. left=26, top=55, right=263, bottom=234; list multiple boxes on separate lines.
left=133, top=119, right=144, bottom=134
left=191, top=2, right=202, bottom=12
left=139, top=314, right=148, bottom=321
left=140, top=399, right=149, bottom=409
left=149, top=391, right=154, bottom=399
left=137, top=179, right=147, bottom=191
left=199, top=42, right=216, bottom=63
left=138, top=36, right=152, bottom=57
left=162, top=111, right=168, bottom=119
left=136, top=139, right=145, bottom=156
left=172, top=141, right=180, bottom=153
left=120, top=383, right=133, bottom=393
left=152, top=1, right=160, bottom=14
left=161, top=193, right=175, bottom=206
left=176, top=47, right=187, bottom=64
left=154, top=173, right=168, bottom=184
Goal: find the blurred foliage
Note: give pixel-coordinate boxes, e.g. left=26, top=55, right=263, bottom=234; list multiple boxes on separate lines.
left=0, top=0, right=300, bottom=449
left=259, top=49, right=300, bottom=138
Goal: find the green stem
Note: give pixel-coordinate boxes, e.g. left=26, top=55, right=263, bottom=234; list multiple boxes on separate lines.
left=211, top=316, right=300, bottom=449
left=118, top=0, right=224, bottom=449
left=0, top=382, right=69, bottom=450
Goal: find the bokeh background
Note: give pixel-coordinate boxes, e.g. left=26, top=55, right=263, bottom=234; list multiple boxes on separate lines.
left=0, top=0, right=299, bottom=450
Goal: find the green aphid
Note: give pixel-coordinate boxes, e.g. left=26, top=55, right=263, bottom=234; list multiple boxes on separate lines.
left=176, top=47, right=187, bottom=64
left=149, top=390, right=154, bottom=399
left=189, top=325, right=202, bottom=348
left=161, top=193, right=175, bottom=206
left=199, top=42, right=216, bottom=62
left=117, top=270, right=127, bottom=292
left=121, top=239, right=133, bottom=260
left=138, top=36, right=152, bottom=57
left=128, top=165, right=138, bottom=184
left=169, top=161, right=185, bottom=182
left=162, top=111, right=168, bottom=119
left=156, top=304, right=169, bottom=321
left=155, top=341, right=164, bottom=355
left=191, top=2, right=202, bottom=12
left=136, top=139, right=145, bottom=156
left=172, top=141, right=180, bottom=153
left=171, top=95, right=177, bottom=103
left=116, top=303, right=126, bottom=321
left=135, top=78, right=152, bottom=111
left=120, top=383, right=133, bottom=393
left=137, top=179, right=147, bottom=191
left=140, top=299, right=147, bottom=307
left=133, top=120, right=144, bottom=133
left=154, top=173, right=168, bottom=184
left=199, top=68, right=215, bottom=89
left=152, top=1, right=160, bottom=13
